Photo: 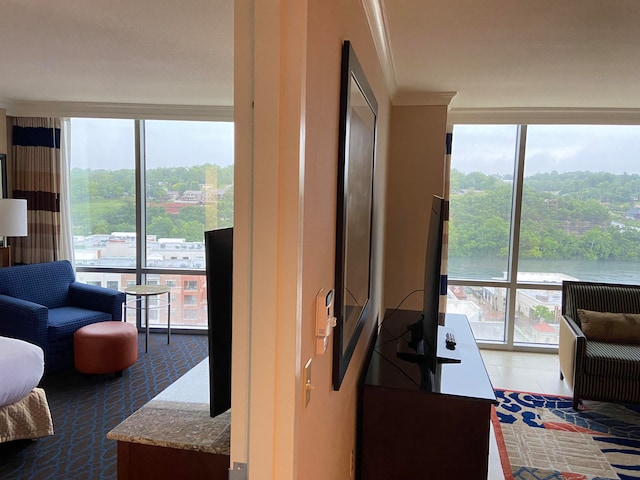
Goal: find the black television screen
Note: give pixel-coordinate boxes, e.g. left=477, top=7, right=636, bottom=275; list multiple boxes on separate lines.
left=396, top=195, right=446, bottom=390
left=205, top=227, right=233, bottom=417
left=420, top=195, right=446, bottom=376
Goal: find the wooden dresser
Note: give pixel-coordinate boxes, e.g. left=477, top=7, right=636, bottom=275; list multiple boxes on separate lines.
left=360, top=310, right=496, bottom=480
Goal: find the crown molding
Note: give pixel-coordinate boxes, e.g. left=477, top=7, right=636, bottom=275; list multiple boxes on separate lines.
left=392, top=91, right=457, bottom=107
left=362, top=0, right=397, bottom=99
left=448, top=107, right=640, bottom=125
left=4, top=101, right=233, bottom=121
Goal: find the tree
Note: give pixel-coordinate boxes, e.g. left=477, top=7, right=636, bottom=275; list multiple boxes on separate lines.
left=530, top=305, right=554, bottom=323
left=447, top=169, right=640, bottom=262
left=217, top=187, right=234, bottom=228
left=580, top=228, right=613, bottom=261
left=92, top=219, right=111, bottom=235
left=70, top=163, right=233, bottom=238
left=181, top=221, right=205, bottom=242
left=177, top=206, right=205, bottom=224
left=148, top=217, right=176, bottom=238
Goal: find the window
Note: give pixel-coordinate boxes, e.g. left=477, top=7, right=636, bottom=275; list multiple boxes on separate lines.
left=70, top=119, right=136, bottom=268
left=107, top=281, right=119, bottom=290
left=184, top=309, right=199, bottom=320
left=70, top=118, right=233, bottom=330
left=447, top=124, right=640, bottom=348
left=144, top=120, right=234, bottom=268
left=184, top=280, right=198, bottom=291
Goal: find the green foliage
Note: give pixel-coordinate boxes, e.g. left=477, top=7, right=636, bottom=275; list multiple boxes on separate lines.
left=530, top=305, right=554, bottom=323
left=148, top=216, right=176, bottom=238
left=449, top=169, right=640, bottom=262
left=70, top=165, right=234, bottom=239
left=216, top=186, right=234, bottom=229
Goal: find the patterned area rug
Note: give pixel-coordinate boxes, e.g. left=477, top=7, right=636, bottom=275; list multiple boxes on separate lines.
left=0, top=332, right=208, bottom=480
left=493, top=390, right=640, bottom=480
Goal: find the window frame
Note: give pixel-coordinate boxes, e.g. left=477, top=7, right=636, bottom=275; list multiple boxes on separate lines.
left=447, top=113, right=640, bottom=352
left=70, top=115, right=233, bottom=333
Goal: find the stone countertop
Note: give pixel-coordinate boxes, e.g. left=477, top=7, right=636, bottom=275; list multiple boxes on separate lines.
left=107, top=359, right=230, bottom=455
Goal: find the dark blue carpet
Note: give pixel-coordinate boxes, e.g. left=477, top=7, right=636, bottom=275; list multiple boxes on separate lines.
left=0, top=332, right=208, bottom=480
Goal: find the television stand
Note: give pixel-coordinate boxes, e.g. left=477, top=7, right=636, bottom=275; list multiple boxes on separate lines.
left=360, top=310, right=496, bottom=480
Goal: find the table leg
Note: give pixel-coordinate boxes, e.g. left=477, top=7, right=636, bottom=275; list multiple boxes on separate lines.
left=167, top=291, right=171, bottom=345
left=145, top=295, right=150, bottom=354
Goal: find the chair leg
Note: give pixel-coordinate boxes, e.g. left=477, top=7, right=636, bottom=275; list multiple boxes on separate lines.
left=560, top=370, right=564, bottom=380
left=572, top=396, right=579, bottom=410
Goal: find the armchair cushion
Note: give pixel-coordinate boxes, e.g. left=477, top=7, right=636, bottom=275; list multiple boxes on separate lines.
left=577, top=309, right=640, bottom=344
left=584, top=341, right=640, bottom=378
left=48, top=307, right=113, bottom=343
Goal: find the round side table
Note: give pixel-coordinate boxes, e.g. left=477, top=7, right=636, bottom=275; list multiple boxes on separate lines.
left=124, top=285, right=171, bottom=353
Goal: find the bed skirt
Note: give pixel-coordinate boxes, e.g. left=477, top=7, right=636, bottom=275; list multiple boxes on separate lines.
left=0, top=388, right=54, bottom=443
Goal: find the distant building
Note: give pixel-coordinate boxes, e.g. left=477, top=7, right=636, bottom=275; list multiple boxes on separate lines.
left=530, top=321, right=558, bottom=344
left=178, top=190, right=204, bottom=203
left=625, top=206, right=640, bottom=220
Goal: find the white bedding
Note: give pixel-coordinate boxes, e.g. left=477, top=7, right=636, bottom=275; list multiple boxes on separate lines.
left=0, top=337, right=45, bottom=408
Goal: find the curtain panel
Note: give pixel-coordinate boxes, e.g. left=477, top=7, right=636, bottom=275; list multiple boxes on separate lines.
left=10, top=117, right=62, bottom=264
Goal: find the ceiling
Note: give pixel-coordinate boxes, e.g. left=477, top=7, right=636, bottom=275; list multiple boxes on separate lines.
left=0, top=0, right=234, bottom=108
left=380, top=0, right=640, bottom=109
left=1, top=0, right=639, bottom=111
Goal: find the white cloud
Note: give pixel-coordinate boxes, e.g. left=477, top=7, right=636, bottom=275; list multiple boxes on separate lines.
left=452, top=124, right=640, bottom=176
left=70, top=118, right=234, bottom=170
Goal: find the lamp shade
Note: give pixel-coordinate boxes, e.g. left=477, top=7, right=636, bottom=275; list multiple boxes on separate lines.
left=0, top=199, right=28, bottom=237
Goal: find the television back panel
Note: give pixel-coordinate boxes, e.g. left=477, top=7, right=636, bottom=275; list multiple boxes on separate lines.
left=205, top=227, right=233, bottom=417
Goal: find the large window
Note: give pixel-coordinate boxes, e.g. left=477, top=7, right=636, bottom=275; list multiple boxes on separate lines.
left=447, top=124, right=640, bottom=348
left=71, top=119, right=136, bottom=267
left=70, top=118, right=233, bottom=330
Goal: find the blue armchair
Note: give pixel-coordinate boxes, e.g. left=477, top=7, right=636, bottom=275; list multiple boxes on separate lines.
left=0, top=260, right=126, bottom=373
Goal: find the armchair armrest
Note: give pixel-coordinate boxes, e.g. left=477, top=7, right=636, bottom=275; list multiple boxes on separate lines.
left=68, top=283, right=126, bottom=321
left=0, top=294, right=49, bottom=349
left=559, top=314, right=586, bottom=389
left=561, top=314, right=585, bottom=340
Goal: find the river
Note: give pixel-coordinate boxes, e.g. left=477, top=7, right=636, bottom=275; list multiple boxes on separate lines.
left=448, top=257, right=640, bottom=285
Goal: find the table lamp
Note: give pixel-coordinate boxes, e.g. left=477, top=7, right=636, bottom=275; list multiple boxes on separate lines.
left=0, top=198, right=28, bottom=267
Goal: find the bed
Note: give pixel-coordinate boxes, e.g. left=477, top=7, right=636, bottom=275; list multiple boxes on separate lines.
left=0, top=336, right=54, bottom=443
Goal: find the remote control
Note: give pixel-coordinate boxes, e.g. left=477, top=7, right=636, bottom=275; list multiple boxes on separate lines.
left=445, top=332, right=456, bottom=350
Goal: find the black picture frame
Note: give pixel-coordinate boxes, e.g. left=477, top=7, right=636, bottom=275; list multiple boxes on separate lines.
left=0, top=154, right=7, bottom=198
left=333, top=41, right=378, bottom=390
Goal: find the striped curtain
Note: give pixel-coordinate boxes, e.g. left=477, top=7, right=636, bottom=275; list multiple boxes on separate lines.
left=10, top=117, right=63, bottom=264
left=439, top=127, right=453, bottom=325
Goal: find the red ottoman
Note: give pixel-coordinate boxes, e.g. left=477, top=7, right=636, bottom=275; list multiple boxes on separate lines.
left=74, top=321, right=138, bottom=376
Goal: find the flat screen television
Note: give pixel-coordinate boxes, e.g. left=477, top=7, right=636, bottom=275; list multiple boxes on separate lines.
left=205, top=227, right=233, bottom=417
left=396, top=195, right=450, bottom=390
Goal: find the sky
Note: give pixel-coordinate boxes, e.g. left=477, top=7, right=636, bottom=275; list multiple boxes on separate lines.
left=69, top=120, right=640, bottom=176
left=70, top=118, right=234, bottom=169
left=451, top=124, right=640, bottom=176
